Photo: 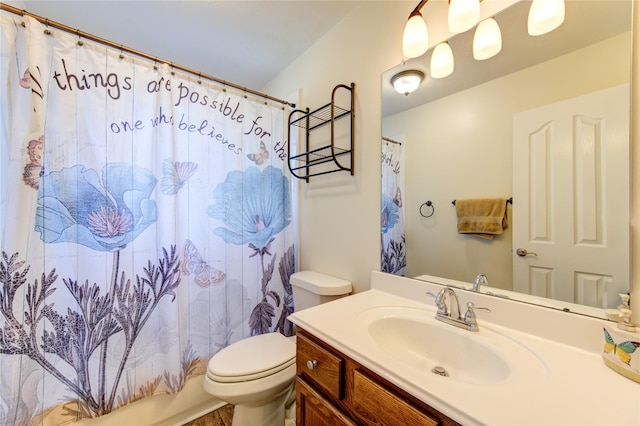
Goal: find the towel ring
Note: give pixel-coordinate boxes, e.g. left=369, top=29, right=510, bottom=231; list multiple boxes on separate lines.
left=420, top=201, right=435, bottom=218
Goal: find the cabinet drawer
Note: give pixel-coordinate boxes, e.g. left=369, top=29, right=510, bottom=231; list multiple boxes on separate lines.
left=352, top=369, right=440, bottom=426
left=297, top=332, right=344, bottom=400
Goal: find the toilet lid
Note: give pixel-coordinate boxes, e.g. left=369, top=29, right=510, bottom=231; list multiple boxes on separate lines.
left=207, top=333, right=296, bottom=383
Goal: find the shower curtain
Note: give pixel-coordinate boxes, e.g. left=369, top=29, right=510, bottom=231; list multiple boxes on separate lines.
left=381, top=139, right=405, bottom=276
left=0, top=13, right=295, bottom=425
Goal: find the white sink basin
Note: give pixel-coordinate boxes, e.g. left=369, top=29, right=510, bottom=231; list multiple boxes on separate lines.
left=356, top=306, right=548, bottom=386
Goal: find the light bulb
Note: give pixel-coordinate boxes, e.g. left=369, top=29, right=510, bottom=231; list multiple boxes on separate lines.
left=528, top=0, right=565, bottom=36
left=403, top=13, right=429, bottom=58
left=448, top=0, right=480, bottom=34
left=473, top=18, right=502, bottom=60
left=430, top=43, right=454, bottom=79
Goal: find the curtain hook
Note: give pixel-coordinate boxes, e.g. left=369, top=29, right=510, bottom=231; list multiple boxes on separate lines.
left=170, top=62, right=175, bottom=76
left=153, top=56, right=158, bottom=70
left=222, top=81, right=227, bottom=93
left=197, top=72, right=202, bottom=85
left=76, top=29, right=83, bottom=46
left=119, top=45, right=125, bottom=59
left=43, top=19, right=51, bottom=35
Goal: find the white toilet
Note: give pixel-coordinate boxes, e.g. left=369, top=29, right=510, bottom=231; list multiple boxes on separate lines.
left=202, top=271, right=352, bottom=426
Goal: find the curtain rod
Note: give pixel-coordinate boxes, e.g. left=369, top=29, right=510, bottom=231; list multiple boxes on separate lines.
left=382, top=137, right=402, bottom=145
left=0, top=3, right=295, bottom=108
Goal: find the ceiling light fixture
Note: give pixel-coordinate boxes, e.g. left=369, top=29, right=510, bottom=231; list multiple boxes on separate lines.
left=473, top=17, right=502, bottom=60
left=528, top=0, right=565, bottom=36
left=403, top=0, right=429, bottom=58
left=430, top=42, right=454, bottom=79
left=448, top=0, right=480, bottom=34
left=391, top=70, right=425, bottom=95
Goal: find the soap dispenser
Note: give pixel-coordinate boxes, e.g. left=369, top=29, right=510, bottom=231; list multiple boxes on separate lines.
left=616, top=293, right=636, bottom=332
left=602, top=294, right=640, bottom=383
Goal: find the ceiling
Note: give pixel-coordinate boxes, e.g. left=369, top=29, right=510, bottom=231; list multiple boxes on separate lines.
left=3, top=1, right=363, bottom=90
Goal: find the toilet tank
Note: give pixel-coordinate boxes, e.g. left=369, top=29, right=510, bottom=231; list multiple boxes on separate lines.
left=290, top=271, right=352, bottom=312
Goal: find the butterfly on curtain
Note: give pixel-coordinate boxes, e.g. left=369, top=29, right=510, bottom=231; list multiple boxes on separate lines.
left=22, top=136, right=44, bottom=190
left=393, top=187, right=402, bottom=208
left=161, top=159, right=198, bottom=195
left=19, top=69, right=31, bottom=89
left=603, top=328, right=640, bottom=365
left=381, top=208, right=389, bottom=229
left=246, top=141, right=269, bottom=165
left=182, top=239, right=226, bottom=287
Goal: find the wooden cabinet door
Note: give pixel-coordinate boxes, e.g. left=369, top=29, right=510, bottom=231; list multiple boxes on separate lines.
left=296, top=378, right=357, bottom=426
left=351, top=369, right=439, bottom=426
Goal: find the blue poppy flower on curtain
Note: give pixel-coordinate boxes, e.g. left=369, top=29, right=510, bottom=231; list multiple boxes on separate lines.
left=207, top=166, right=291, bottom=248
left=208, top=166, right=292, bottom=335
left=381, top=193, right=400, bottom=234
left=34, top=163, right=158, bottom=251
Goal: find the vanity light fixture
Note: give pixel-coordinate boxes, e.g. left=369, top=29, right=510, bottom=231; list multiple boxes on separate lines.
left=402, top=0, right=429, bottom=58
left=430, top=42, right=454, bottom=79
left=448, top=0, right=480, bottom=34
left=473, top=17, right=502, bottom=60
left=391, top=70, right=425, bottom=96
left=400, top=0, right=564, bottom=71
left=528, top=0, right=565, bottom=36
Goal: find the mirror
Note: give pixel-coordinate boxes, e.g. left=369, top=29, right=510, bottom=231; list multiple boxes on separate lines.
left=381, top=0, right=633, bottom=317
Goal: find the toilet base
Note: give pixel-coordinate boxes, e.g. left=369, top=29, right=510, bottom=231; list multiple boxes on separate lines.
left=231, top=382, right=295, bottom=426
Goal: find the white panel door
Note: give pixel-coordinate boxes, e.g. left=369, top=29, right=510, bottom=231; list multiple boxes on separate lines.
left=512, top=84, right=629, bottom=308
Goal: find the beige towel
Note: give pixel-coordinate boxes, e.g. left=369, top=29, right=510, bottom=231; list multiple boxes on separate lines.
left=456, top=198, right=508, bottom=240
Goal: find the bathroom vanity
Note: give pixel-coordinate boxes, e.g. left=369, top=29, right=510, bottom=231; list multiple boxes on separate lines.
left=296, top=328, right=458, bottom=425
left=289, top=271, right=640, bottom=425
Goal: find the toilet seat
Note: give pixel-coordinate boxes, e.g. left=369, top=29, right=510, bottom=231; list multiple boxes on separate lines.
left=207, top=333, right=296, bottom=383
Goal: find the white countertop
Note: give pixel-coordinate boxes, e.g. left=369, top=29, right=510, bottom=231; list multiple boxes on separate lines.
left=289, top=272, right=640, bottom=426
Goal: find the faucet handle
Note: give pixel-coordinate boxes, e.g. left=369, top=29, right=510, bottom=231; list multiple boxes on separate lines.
left=465, top=301, right=491, bottom=313
left=464, top=302, right=491, bottom=327
left=426, top=290, right=448, bottom=315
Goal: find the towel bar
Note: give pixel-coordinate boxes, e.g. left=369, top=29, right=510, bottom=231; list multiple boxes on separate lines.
left=452, top=197, right=512, bottom=206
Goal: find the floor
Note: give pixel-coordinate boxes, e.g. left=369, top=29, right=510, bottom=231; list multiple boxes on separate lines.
left=182, top=405, right=234, bottom=426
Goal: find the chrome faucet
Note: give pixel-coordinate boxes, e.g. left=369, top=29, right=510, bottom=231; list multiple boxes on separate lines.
left=472, top=273, right=488, bottom=292
left=431, top=287, right=490, bottom=332
left=434, top=287, right=461, bottom=319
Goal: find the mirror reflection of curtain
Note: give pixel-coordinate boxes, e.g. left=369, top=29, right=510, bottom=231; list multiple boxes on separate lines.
left=0, top=14, right=294, bottom=424
left=381, top=138, right=405, bottom=276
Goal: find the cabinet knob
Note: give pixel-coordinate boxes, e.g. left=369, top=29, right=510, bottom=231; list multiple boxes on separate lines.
left=306, top=360, right=318, bottom=370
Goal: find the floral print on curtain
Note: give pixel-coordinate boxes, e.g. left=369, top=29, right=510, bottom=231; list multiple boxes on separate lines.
left=0, top=13, right=295, bottom=425
left=381, top=139, right=406, bottom=276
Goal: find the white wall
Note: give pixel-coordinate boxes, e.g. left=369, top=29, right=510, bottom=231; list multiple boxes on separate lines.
left=263, top=2, right=413, bottom=293
left=383, top=33, right=631, bottom=290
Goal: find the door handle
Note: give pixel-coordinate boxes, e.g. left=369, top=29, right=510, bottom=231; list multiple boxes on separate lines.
left=516, top=248, right=537, bottom=257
